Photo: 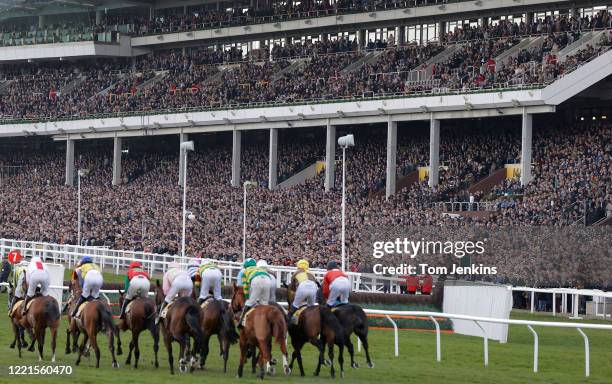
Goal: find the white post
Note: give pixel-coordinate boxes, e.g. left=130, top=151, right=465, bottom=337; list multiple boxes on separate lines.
left=429, top=116, right=440, bottom=187
left=65, top=139, right=75, bottom=186
left=577, top=328, right=590, bottom=377
left=341, top=146, right=346, bottom=272
left=268, top=128, right=278, bottom=190
left=386, top=117, right=397, bottom=199
left=324, top=122, right=336, bottom=192
left=77, top=172, right=81, bottom=245
left=429, top=316, right=441, bottom=362
left=112, top=137, right=122, bottom=186
left=243, top=182, right=247, bottom=261
left=385, top=315, right=399, bottom=357
left=531, top=290, right=535, bottom=313
left=553, top=292, right=556, bottom=316
left=475, top=321, right=489, bottom=367
left=521, top=108, right=533, bottom=186
left=232, top=130, right=241, bottom=187
left=178, top=133, right=188, bottom=186
left=181, top=149, right=188, bottom=262
left=527, top=325, right=538, bottom=373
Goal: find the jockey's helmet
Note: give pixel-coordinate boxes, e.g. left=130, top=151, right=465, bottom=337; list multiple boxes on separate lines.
left=296, top=259, right=309, bottom=270
left=243, top=258, right=256, bottom=268
left=326, top=261, right=338, bottom=270
left=256, top=260, right=268, bottom=268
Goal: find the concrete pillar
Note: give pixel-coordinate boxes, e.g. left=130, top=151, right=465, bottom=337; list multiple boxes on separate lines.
left=358, top=29, right=367, bottom=48
left=525, top=12, right=533, bottom=26
left=521, top=109, right=533, bottom=186
left=112, top=137, right=122, bottom=186
left=438, top=21, right=445, bottom=42
left=268, top=128, right=278, bottom=190
left=95, top=10, right=103, bottom=25
left=324, top=122, right=336, bottom=192
left=478, top=17, right=485, bottom=27
left=428, top=116, right=440, bottom=187
left=178, top=133, right=188, bottom=186
left=38, top=15, right=46, bottom=29
left=232, top=130, right=241, bottom=187
left=386, top=117, right=397, bottom=199
left=65, top=139, right=75, bottom=186
left=398, top=26, right=406, bottom=45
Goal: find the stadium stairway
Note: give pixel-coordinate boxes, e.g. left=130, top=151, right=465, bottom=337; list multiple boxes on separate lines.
left=340, top=50, right=379, bottom=73
left=202, top=64, right=235, bottom=85
left=276, top=161, right=323, bottom=190
left=558, top=30, right=607, bottom=61
left=593, top=216, right=612, bottom=226
left=61, top=75, right=88, bottom=95
left=370, top=170, right=419, bottom=199
left=494, top=35, right=544, bottom=66
left=467, top=169, right=506, bottom=196
left=94, top=73, right=128, bottom=98
left=423, top=43, right=462, bottom=77
left=0, top=79, right=13, bottom=95
left=270, top=58, right=308, bottom=83
left=136, top=70, right=168, bottom=90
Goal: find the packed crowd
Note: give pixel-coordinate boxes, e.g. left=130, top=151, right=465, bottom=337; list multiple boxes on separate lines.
left=1, top=120, right=609, bottom=287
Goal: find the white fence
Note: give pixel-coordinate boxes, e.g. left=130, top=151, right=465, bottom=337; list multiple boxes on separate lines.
left=512, top=286, right=612, bottom=319
left=0, top=238, right=405, bottom=294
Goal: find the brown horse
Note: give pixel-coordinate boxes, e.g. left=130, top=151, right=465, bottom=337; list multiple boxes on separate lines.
left=65, top=285, right=120, bottom=368
left=287, top=288, right=344, bottom=378
left=7, top=283, right=34, bottom=357
left=198, top=298, right=238, bottom=372
left=118, top=290, right=159, bottom=369
left=152, top=281, right=203, bottom=374
left=231, top=283, right=291, bottom=380
left=21, top=294, right=60, bottom=362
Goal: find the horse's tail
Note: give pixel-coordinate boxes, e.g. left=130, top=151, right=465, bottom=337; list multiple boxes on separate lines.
left=44, top=297, right=61, bottom=324
left=185, top=305, right=203, bottom=352
left=270, top=308, right=288, bottom=346
left=220, top=302, right=239, bottom=345
left=352, top=304, right=369, bottom=333
left=143, top=299, right=156, bottom=321
left=98, top=301, right=118, bottom=335
left=320, top=305, right=345, bottom=345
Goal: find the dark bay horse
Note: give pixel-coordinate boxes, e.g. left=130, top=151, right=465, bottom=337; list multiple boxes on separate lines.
left=7, top=283, right=34, bottom=357
left=330, top=304, right=373, bottom=369
left=118, top=290, right=159, bottom=369
left=287, top=287, right=344, bottom=378
left=152, top=281, right=203, bottom=374
left=231, top=284, right=291, bottom=380
left=198, top=298, right=238, bottom=372
left=65, top=284, right=120, bottom=368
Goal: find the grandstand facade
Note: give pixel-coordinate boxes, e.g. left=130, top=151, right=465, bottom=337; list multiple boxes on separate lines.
left=0, top=0, right=610, bottom=287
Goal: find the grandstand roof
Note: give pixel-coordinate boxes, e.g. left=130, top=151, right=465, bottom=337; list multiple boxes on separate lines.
left=0, top=0, right=151, bottom=20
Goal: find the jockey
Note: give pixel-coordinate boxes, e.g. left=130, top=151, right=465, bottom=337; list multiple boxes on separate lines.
left=256, top=259, right=276, bottom=303
left=119, top=261, right=151, bottom=320
left=322, top=261, right=350, bottom=307
left=22, top=256, right=50, bottom=315
left=157, top=261, right=193, bottom=324
left=288, top=259, right=318, bottom=318
left=198, top=258, right=223, bottom=304
left=71, top=256, right=103, bottom=317
left=187, top=258, right=201, bottom=288
left=237, top=258, right=271, bottom=328
left=7, top=258, right=28, bottom=315
left=236, top=257, right=255, bottom=286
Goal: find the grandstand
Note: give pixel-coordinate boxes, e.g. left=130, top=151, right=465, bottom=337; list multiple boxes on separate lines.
left=0, top=2, right=611, bottom=287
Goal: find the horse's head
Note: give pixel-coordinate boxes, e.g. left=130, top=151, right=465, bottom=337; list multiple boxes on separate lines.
left=231, top=282, right=245, bottom=313
left=151, top=279, right=164, bottom=306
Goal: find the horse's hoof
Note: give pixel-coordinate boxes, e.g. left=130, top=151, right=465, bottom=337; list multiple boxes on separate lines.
left=341, top=371, right=345, bottom=378
left=179, top=365, right=188, bottom=373
left=368, top=362, right=375, bottom=368
left=235, top=374, right=241, bottom=379
left=65, top=348, right=71, bottom=355
left=270, top=358, right=277, bottom=365
left=324, top=359, right=331, bottom=366
left=284, top=366, right=291, bottom=376
left=112, top=361, right=119, bottom=369
left=28, top=346, right=35, bottom=352
left=268, top=367, right=276, bottom=376
left=351, top=362, right=359, bottom=369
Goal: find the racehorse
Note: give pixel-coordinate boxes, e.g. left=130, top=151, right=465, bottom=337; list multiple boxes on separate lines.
left=152, top=281, right=203, bottom=374
left=65, top=282, right=120, bottom=368
left=198, top=298, right=239, bottom=372
left=329, top=304, right=373, bottom=369
left=21, top=294, right=60, bottom=362
left=231, top=283, right=291, bottom=380
left=117, top=290, right=159, bottom=369
left=287, top=287, right=344, bottom=378
left=7, top=283, right=34, bottom=356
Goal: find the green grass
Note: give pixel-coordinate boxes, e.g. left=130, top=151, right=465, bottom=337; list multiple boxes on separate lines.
left=0, top=292, right=611, bottom=384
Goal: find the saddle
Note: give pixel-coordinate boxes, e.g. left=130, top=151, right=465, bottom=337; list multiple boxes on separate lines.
left=199, top=297, right=213, bottom=312
left=238, top=306, right=256, bottom=328
left=330, top=303, right=348, bottom=313
left=75, top=300, right=92, bottom=318
left=125, top=300, right=136, bottom=315
left=160, top=300, right=176, bottom=320
left=291, top=305, right=308, bottom=325
left=9, top=298, right=38, bottom=317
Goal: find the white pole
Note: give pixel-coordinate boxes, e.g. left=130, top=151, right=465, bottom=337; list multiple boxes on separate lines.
left=527, top=325, right=539, bottom=373
left=181, top=149, right=188, bottom=264
left=77, top=172, right=81, bottom=245
left=341, top=146, right=346, bottom=272
left=243, top=182, right=247, bottom=261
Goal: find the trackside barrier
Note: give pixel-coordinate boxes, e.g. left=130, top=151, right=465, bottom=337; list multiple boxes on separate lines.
left=361, top=309, right=612, bottom=377
left=0, top=239, right=405, bottom=294
left=2, top=283, right=609, bottom=377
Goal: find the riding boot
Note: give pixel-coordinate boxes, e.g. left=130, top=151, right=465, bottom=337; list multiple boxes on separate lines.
left=71, top=295, right=86, bottom=318
left=119, top=298, right=132, bottom=320
left=155, top=301, right=167, bottom=325
left=288, top=305, right=297, bottom=324
left=21, top=295, right=32, bottom=316
left=197, top=297, right=206, bottom=306
left=237, top=305, right=251, bottom=329
left=7, top=295, right=17, bottom=316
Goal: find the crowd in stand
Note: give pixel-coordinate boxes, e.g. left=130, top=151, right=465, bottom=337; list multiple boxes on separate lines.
left=2, top=13, right=611, bottom=120
left=1, top=120, right=609, bottom=287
